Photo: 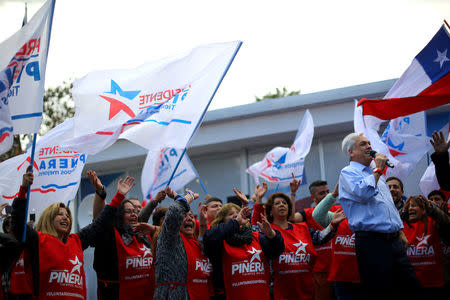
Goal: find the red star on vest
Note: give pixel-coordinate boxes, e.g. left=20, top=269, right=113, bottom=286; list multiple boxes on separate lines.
left=99, top=95, right=136, bottom=120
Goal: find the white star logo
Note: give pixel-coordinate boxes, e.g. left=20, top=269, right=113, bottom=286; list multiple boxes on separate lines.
left=69, top=256, right=82, bottom=274
left=247, top=247, right=262, bottom=263
left=416, top=234, right=431, bottom=248
left=140, top=245, right=152, bottom=257
left=434, top=49, right=450, bottom=69
left=293, top=240, right=308, bottom=254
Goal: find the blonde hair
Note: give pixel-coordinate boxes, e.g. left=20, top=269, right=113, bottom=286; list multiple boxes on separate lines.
left=36, top=203, right=72, bottom=238
left=210, top=203, right=241, bottom=228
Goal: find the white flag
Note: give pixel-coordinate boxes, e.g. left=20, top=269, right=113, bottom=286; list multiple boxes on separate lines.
left=0, top=119, right=87, bottom=214
left=141, top=148, right=197, bottom=200
left=70, top=41, right=241, bottom=154
left=354, top=101, right=430, bottom=180
left=0, top=0, right=55, bottom=154
left=247, top=110, right=314, bottom=184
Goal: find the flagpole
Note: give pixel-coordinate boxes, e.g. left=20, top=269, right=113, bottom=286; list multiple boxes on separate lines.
left=186, top=41, right=242, bottom=147
left=22, top=133, right=37, bottom=242
left=166, top=148, right=186, bottom=188
left=196, top=176, right=208, bottom=194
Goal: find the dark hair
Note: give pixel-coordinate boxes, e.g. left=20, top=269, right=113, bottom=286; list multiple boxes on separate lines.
left=205, top=197, right=223, bottom=206
left=404, top=196, right=428, bottom=234
left=2, top=215, right=11, bottom=233
left=115, top=199, right=134, bottom=232
left=152, top=207, right=168, bottom=226
left=309, top=180, right=328, bottom=194
left=428, top=190, right=446, bottom=202
left=265, top=192, right=292, bottom=223
left=386, top=176, right=404, bottom=191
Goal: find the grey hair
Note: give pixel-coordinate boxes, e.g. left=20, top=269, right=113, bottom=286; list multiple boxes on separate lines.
left=342, top=132, right=364, bottom=154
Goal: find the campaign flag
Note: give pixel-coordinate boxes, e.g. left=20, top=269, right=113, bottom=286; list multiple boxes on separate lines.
left=70, top=41, right=242, bottom=154
left=0, top=0, right=55, bottom=155
left=0, top=119, right=87, bottom=214
left=141, top=148, right=196, bottom=201
left=247, top=109, right=314, bottom=184
left=358, top=23, right=450, bottom=127
left=354, top=101, right=430, bottom=180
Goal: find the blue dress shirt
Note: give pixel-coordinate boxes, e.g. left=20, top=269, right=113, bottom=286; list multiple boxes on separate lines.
left=338, top=161, right=403, bottom=233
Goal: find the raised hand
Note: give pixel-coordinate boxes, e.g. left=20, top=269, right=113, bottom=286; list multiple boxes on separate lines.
left=0, top=203, right=8, bottom=218
left=153, top=189, right=166, bottom=204
left=184, top=188, right=199, bottom=205
left=165, top=186, right=177, bottom=199
left=290, top=173, right=301, bottom=194
left=233, top=188, right=249, bottom=205
left=236, top=206, right=251, bottom=226
left=332, top=183, right=339, bottom=198
left=330, top=208, right=346, bottom=230
left=257, top=213, right=276, bottom=239
left=198, top=204, right=208, bottom=225
left=253, top=182, right=268, bottom=204
left=132, top=222, right=156, bottom=235
left=87, top=170, right=104, bottom=192
left=430, top=130, right=450, bottom=154
left=22, top=166, right=34, bottom=187
left=117, top=176, right=135, bottom=195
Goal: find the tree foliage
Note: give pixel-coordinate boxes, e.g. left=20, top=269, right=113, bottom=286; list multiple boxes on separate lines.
left=255, top=87, right=301, bottom=102
left=0, top=80, right=75, bottom=162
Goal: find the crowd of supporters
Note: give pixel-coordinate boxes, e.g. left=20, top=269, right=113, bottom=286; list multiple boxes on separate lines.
left=0, top=130, right=449, bottom=300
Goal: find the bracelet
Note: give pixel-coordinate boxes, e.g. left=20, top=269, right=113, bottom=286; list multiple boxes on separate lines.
left=96, top=187, right=107, bottom=200
left=290, top=193, right=296, bottom=197
left=373, top=168, right=383, bottom=175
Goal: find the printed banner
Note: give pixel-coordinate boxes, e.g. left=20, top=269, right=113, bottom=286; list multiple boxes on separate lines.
left=247, top=109, right=314, bottom=184
left=141, top=148, right=197, bottom=200
left=0, top=119, right=86, bottom=214
left=0, top=0, right=55, bottom=144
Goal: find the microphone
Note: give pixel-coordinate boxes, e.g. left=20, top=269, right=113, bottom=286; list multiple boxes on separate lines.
left=369, top=150, right=394, bottom=168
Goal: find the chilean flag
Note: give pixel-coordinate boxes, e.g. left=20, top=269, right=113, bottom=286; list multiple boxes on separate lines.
left=358, top=22, right=450, bottom=126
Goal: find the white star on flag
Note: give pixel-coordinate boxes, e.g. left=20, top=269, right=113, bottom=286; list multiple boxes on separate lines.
left=247, top=247, right=262, bottom=263
left=416, top=234, right=431, bottom=248
left=140, top=245, right=152, bottom=257
left=69, top=256, right=82, bottom=274
left=293, top=240, right=308, bottom=254
left=434, top=49, right=450, bottom=69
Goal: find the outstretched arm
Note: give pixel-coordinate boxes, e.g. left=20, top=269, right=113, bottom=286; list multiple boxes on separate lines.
left=78, top=176, right=135, bottom=250
left=87, top=170, right=107, bottom=220
left=138, top=189, right=166, bottom=223
left=430, top=131, right=450, bottom=191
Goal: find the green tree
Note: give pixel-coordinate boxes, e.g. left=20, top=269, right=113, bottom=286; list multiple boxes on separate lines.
left=0, top=80, right=75, bottom=162
left=255, top=87, right=301, bottom=102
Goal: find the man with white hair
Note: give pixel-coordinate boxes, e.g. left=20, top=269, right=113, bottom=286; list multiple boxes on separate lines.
left=338, top=132, right=422, bottom=300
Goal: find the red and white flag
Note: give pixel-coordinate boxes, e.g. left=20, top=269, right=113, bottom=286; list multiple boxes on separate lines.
left=355, top=23, right=450, bottom=180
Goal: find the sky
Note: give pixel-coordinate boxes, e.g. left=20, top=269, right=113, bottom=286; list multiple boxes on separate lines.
left=0, top=0, right=449, bottom=110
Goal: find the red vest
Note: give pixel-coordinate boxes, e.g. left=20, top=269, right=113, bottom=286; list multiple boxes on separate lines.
left=304, top=207, right=334, bottom=273
left=222, top=231, right=270, bottom=300
left=403, top=217, right=444, bottom=287
left=180, top=234, right=213, bottom=300
left=38, top=232, right=86, bottom=300
left=327, top=219, right=360, bottom=283
left=271, top=222, right=317, bottom=300
left=9, top=250, right=33, bottom=295
left=114, top=229, right=155, bottom=300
